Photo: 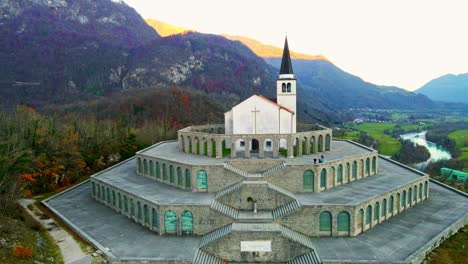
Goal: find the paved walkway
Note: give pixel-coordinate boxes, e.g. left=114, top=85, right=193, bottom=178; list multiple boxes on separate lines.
left=19, top=199, right=91, bottom=264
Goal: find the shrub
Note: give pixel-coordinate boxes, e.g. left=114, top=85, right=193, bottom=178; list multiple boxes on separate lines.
left=13, top=243, right=32, bottom=258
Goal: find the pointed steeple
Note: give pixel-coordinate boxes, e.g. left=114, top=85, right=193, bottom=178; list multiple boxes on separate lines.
left=280, top=36, right=294, bottom=75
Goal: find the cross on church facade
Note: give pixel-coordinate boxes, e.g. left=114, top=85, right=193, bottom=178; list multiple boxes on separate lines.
left=251, top=107, right=260, bottom=134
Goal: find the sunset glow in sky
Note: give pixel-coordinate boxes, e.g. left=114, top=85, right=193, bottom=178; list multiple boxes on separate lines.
left=123, top=0, right=468, bottom=91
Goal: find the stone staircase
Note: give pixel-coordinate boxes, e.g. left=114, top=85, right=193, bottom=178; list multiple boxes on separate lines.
left=224, top=163, right=248, bottom=177
left=261, top=162, right=287, bottom=177
left=279, top=225, right=317, bottom=250
left=215, top=181, right=242, bottom=199
left=272, top=199, right=302, bottom=220
left=210, top=200, right=239, bottom=219
left=287, top=251, right=323, bottom=264
left=199, top=223, right=233, bottom=248
left=192, top=249, right=224, bottom=264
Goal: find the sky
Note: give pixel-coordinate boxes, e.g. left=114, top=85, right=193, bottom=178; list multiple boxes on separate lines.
left=123, top=0, right=468, bottom=91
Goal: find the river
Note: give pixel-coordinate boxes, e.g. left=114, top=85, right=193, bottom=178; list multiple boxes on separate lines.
left=400, top=131, right=452, bottom=168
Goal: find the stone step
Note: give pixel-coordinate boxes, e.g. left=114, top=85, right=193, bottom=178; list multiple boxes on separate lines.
left=262, top=162, right=287, bottom=177
left=267, top=182, right=296, bottom=199
left=199, top=224, right=233, bottom=248
left=272, top=199, right=302, bottom=220
left=238, top=211, right=273, bottom=223
left=279, top=225, right=316, bottom=250
left=192, top=249, right=224, bottom=264
left=210, top=200, right=239, bottom=219
left=287, top=250, right=323, bottom=264
left=215, top=182, right=242, bottom=199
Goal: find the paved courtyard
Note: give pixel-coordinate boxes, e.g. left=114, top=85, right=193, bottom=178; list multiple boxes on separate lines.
left=45, top=180, right=467, bottom=262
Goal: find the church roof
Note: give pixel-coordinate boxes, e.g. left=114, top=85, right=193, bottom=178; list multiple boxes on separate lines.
left=280, top=37, right=294, bottom=75
left=257, top=95, right=294, bottom=114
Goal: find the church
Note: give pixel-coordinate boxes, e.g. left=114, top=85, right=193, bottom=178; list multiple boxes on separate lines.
left=225, top=38, right=297, bottom=151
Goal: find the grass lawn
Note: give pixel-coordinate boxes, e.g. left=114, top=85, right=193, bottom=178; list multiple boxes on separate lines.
left=347, top=123, right=424, bottom=156
left=0, top=207, right=63, bottom=264
left=426, top=226, right=468, bottom=264
left=448, top=130, right=468, bottom=162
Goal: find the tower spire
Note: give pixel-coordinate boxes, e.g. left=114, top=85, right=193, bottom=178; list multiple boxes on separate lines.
left=279, top=36, right=294, bottom=75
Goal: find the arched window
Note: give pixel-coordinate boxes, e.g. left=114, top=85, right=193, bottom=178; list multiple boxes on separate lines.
left=170, top=165, right=175, bottom=184
left=152, top=208, right=159, bottom=231
left=346, top=163, right=350, bottom=181
left=409, top=188, right=412, bottom=206
left=181, top=211, right=194, bottom=235
left=185, top=169, right=191, bottom=188
left=282, top=83, right=286, bottom=92
left=102, top=186, right=105, bottom=201
left=112, top=190, right=116, bottom=206
left=402, top=191, right=406, bottom=208
left=303, top=170, right=314, bottom=190
left=118, top=193, right=122, bottom=209
left=97, top=184, right=100, bottom=198
left=106, top=188, right=110, bottom=203
left=137, top=201, right=142, bottom=222
left=197, top=170, right=208, bottom=190
left=164, top=211, right=177, bottom=233
left=287, top=83, right=291, bottom=92
left=352, top=161, right=357, bottom=179
left=156, top=162, right=160, bottom=179
left=92, top=182, right=96, bottom=196
left=138, top=158, right=142, bottom=174
left=318, top=135, right=323, bottom=152
left=424, top=182, right=428, bottom=197
left=382, top=198, right=387, bottom=217
left=319, top=211, right=332, bottom=235
left=130, top=198, right=135, bottom=217
left=320, top=169, right=327, bottom=188
left=143, top=159, right=148, bottom=175
left=337, top=165, right=343, bottom=184
left=419, top=183, right=423, bottom=199
left=365, top=205, right=371, bottom=225
left=361, top=160, right=365, bottom=177
left=150, top=160, right=154, bottom=177
left=325, top=134, right=331, bottom=151
left=372, top=156, right=377, bottom=174
left=397, top=193, right=401, bottom=211
left=366, top=158, right=370, bottom=176
left=374, top=202, right=380, bottom=221
left=177, top=167, right=183, bottom=186
left=144, top=205, right=149, bottom=225
left=124, top=195, right=128, bottom=212
left=337, top=211, right=350, bottom=234
left=389, top=195, right=394, bottom=215
left=414, top=186, right=417, bottom=202
left=163, top=164, right=168, bottom=181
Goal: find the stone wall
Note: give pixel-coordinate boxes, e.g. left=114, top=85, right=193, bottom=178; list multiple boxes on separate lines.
left=202, top=232, right=310, bottom=263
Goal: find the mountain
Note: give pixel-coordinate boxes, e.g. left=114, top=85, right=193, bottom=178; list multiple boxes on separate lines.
left=145, top=19, right=191, bottom=37
left=265, top=58, right=434, bottom=110
left=145, top=19, right=434, bottom=111
left=415, top=73, right=468, bottom=103
left=0, top=0, right=159, bottom=106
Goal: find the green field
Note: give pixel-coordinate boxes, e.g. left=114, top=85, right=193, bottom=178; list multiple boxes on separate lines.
left=448, top=130, right=468, bottom=171
left=346, top=123, right=424, bottom=156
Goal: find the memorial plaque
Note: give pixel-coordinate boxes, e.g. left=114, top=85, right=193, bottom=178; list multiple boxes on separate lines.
left=240, top=241, right=272, bottom=252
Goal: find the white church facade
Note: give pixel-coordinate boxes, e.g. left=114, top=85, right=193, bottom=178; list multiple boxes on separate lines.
left=225, top=37, right=297, bottom=151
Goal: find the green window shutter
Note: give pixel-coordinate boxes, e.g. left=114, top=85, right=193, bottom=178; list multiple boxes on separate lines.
left=156, top=162, right=160, bottom=178
left=303, top=170, right=314, bottom=190
left=424, top=182, right=428, bottom=197
left=320, top=169, right=326, bottom=188
left=372, top=157, right=376, bottom=173
left=374, top=203, right=379, bottom=220
left=112, top=191, right=116, bottom=206
left=337, top=165, right=343, bottom=183
left=352, top=162, right=357, bottom=179
left=144, top=205, right=149, bottom=225
left=138, top=158, right=142, bottom=174
left=178, top=168, right=183, bottom=186
left=152, top=208, right=159, bottom=230
left=382, top=200, right=387, bottom=216
left=97, top=184, right=100, bottom=198
left=124, top=196, right=128, bottom=212
left=419, top=183, right=423, bottom=199
left=366, top=158, right=370, bottom=175
left=389, top=196, right=394, bottom=213
left=170, top=166, right=175, bottom=183
left=185, top=170, right=191, bottom=188
left=107, top=188, right=110, bottom=203
left=118, top=194, right=122, bottom=209
left=319, top=211, right=332, bottom=231
left=181, top=211, right=194, bottom=234
left=365, top=206, right=371, bottom=224
left=163, top=164, right=167, bottom=180
left=337, top=211, right=350, bottom=232
left=150, top=161, right=154, bottom=176
left=130, top=199, right=135, bottom=217
left=402, top=192, right=406, bottom=207
left=137, top=202, right=142, bottom=221
left=164, top=211, right=177, bottom=232
left=143, top=160, right=148, bottom=175
left=197, top=170, right=208, bottom=190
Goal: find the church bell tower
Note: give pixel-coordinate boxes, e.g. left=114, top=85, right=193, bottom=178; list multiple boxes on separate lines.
left=277, top=37, right=297, bottom=133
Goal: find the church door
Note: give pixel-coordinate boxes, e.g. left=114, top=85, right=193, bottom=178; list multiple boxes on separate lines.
left=251, top=139, right=259, bottom=153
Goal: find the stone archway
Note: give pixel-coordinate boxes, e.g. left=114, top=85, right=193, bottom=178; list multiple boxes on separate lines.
left=251, top=139, right=259, bottom=153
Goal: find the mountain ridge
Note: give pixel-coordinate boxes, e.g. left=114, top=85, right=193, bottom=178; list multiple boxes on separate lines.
left=415, top=73, right=468, bottom=103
